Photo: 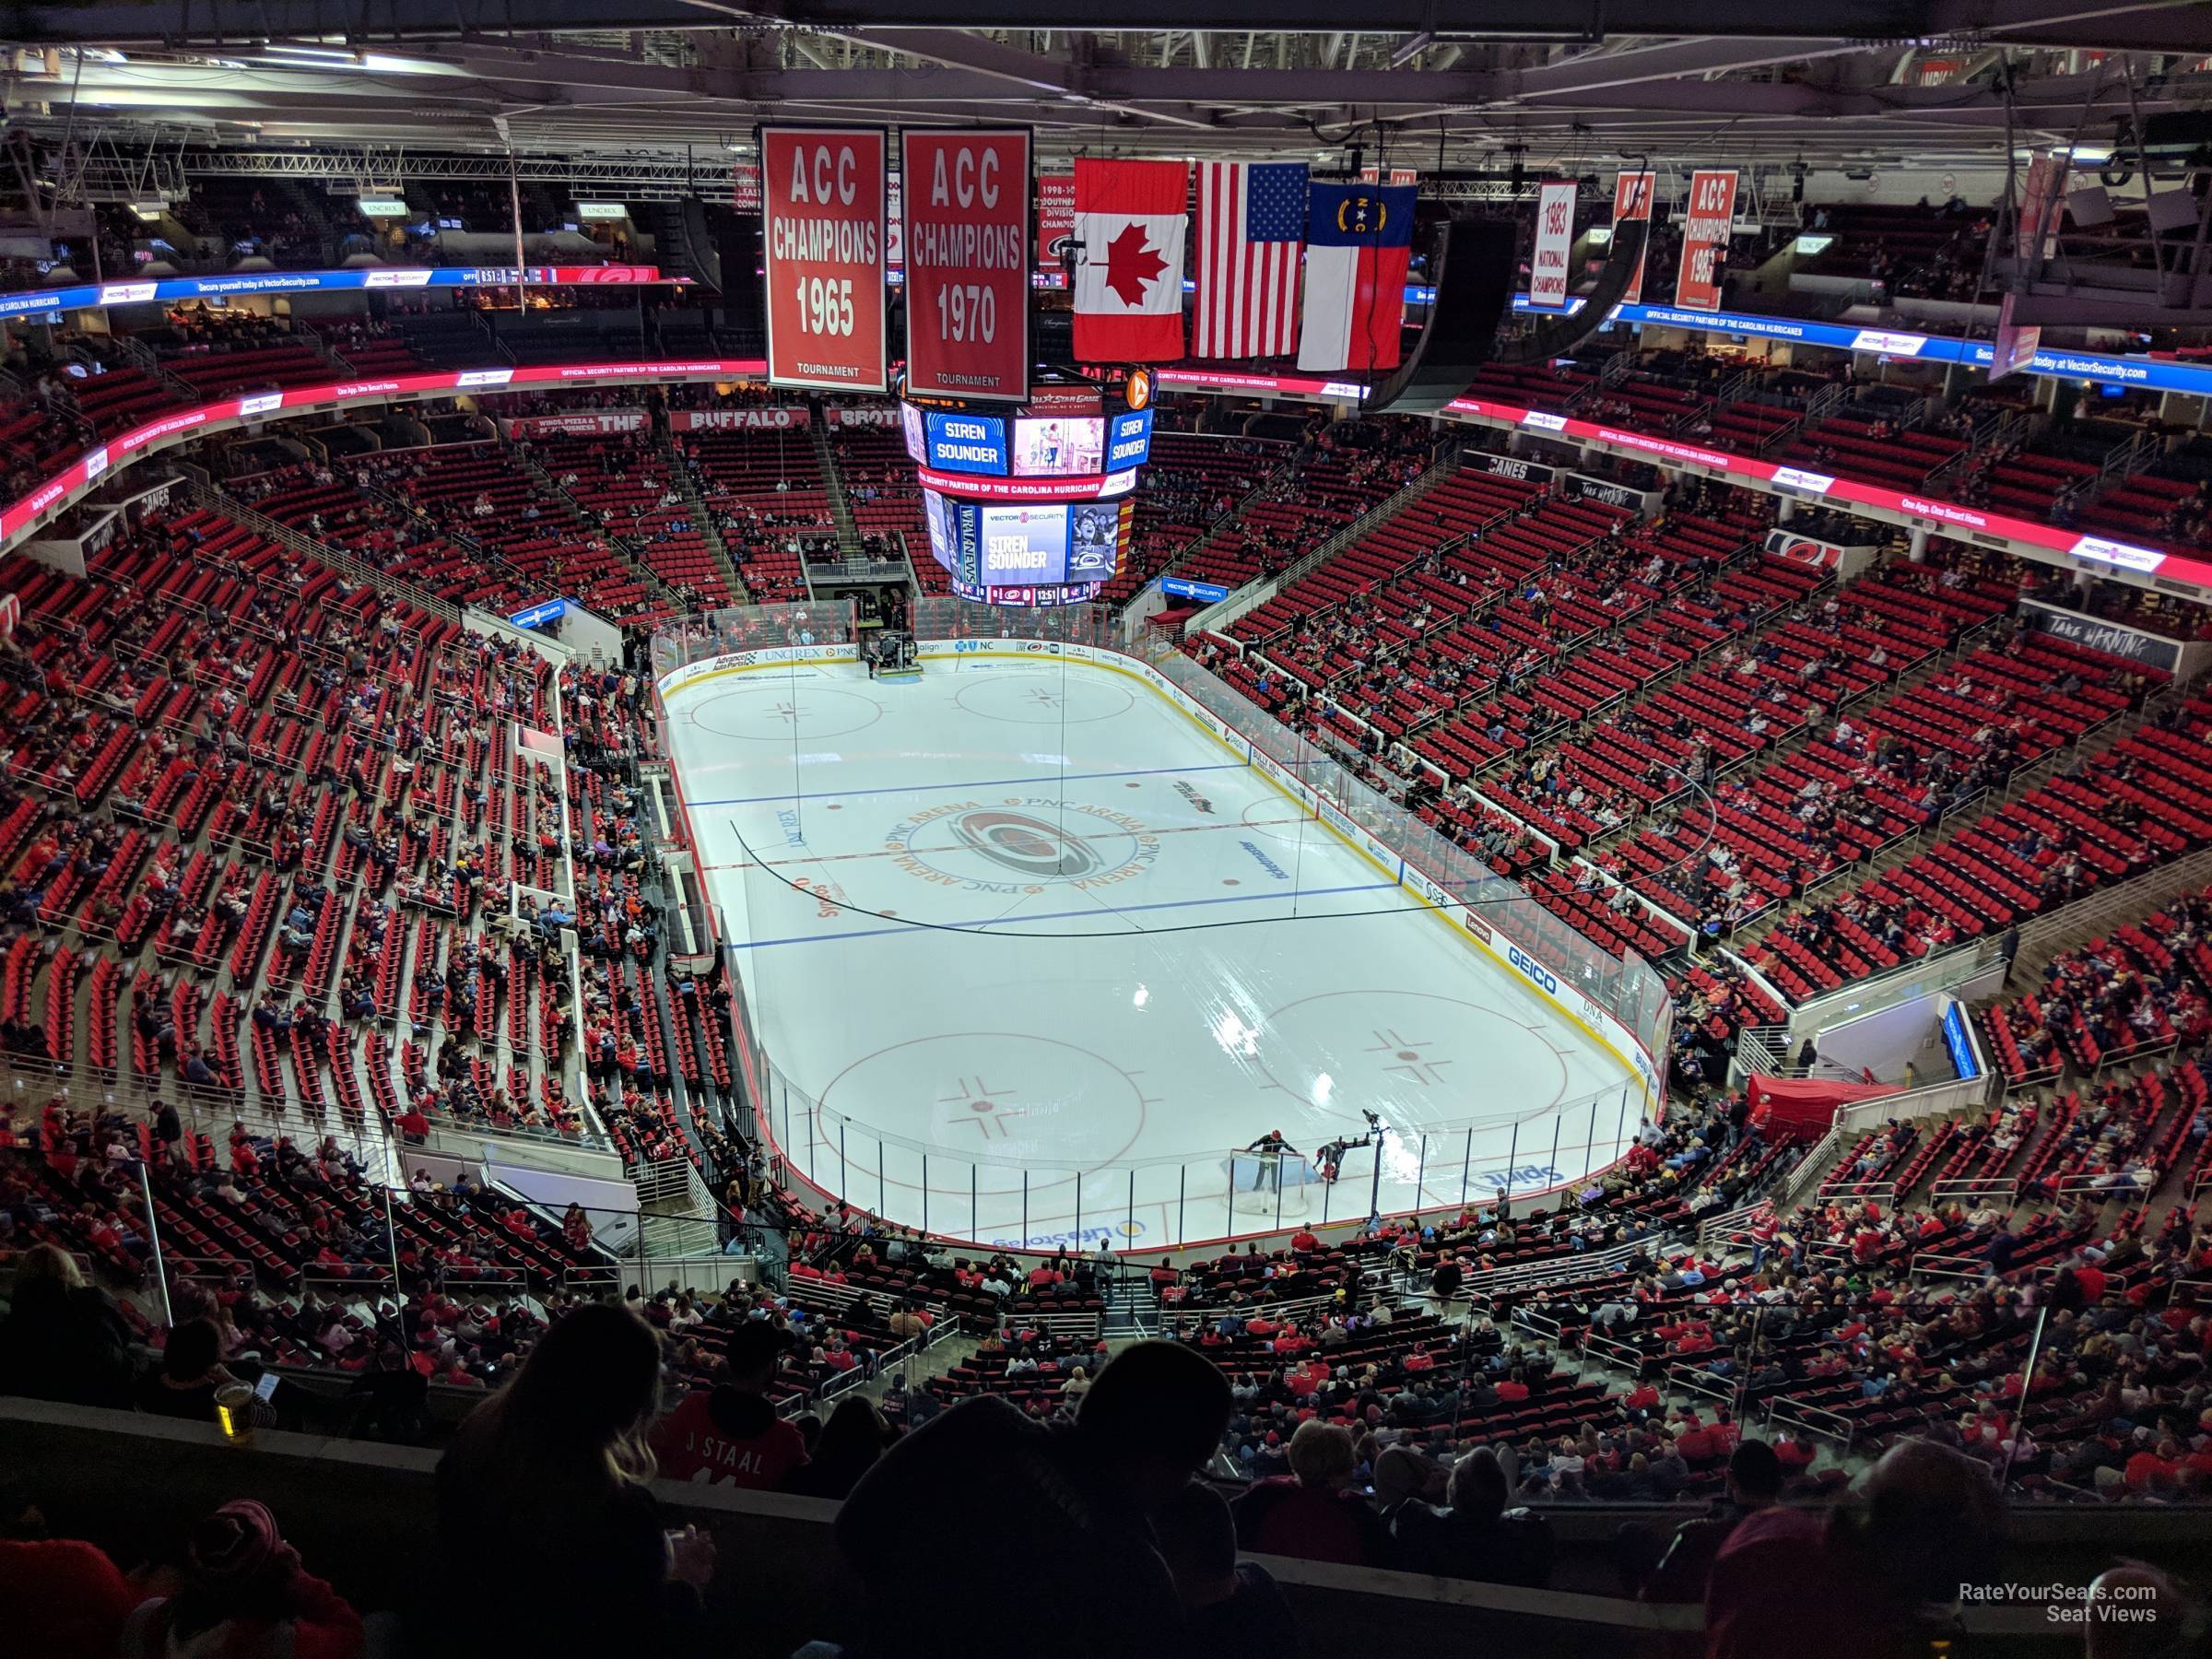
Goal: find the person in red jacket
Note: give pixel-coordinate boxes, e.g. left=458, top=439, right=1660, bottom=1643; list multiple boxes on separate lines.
left=1677, top=1417, right=1717, bottom=1465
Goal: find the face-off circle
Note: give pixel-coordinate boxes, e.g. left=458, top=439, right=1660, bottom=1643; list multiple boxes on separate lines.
left=688, top=683, right=885, bottom=742
left=817, top=1031, right=1150, bottom=1171
left=952, top=670, right=1135, bottom=725
left=1251, top=988, right=1572, bottom=1128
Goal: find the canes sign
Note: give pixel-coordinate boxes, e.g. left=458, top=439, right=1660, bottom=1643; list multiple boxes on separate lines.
left=760, top=125, right=889, bottom=394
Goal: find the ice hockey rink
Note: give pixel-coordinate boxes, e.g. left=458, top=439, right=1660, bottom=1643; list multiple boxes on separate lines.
left=663, top=647, right=1646, bottom=1251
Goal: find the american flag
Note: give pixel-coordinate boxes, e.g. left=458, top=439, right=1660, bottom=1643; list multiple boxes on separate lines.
left=1194, top=161, right=1306, bottom=359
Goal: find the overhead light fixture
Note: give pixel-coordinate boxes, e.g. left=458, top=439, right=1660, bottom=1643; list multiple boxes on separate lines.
left=359, top=52, right=454, bottom=75
left=260, top=41, right=357, bottom=62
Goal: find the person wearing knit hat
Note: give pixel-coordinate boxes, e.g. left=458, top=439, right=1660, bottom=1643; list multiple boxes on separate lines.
left=122, top=1499, right=362, bottom=1659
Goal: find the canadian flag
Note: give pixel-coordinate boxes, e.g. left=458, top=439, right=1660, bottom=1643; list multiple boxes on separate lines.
left=1072, top=159, right=1187, bottom=363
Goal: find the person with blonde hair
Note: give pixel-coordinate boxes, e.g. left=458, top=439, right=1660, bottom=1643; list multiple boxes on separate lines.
left=1228, top=1419, right=1393, bottom=1566
left=427, top=1302, right=712, bottom=1656
left=0, top=1241, right=135, bottom=1407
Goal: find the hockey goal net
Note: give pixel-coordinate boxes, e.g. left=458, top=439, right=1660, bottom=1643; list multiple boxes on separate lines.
left=1225, top=1150, right=1315, bottom=1218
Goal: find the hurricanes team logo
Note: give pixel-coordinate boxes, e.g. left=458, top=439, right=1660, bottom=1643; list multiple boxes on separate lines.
left=949, top=809, right=1104, bottom=879
left=884, top=796, right=1161, bottom=894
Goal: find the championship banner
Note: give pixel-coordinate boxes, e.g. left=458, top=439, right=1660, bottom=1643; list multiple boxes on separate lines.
left=2016, top=155, right=2069, bottom=263
left=731, top=162, right=762, bottom=212
left=498, top=409, right=646, bottom=439
left=671, top=406, right=811, bottom=431
left=886, top=171, right=903, bottom=271
left=1038, top=173, right=1077, bottom=265
left=900, top=128, right=1032, bottom=403
left=759, top=125, right=888, bottom=394
left=1674, top=169, right=1738, bottom=312
left=1612, top=171, right=1656, bottom=302
left=1529, top=180, right=1576, bottom=309
left=1990, top=291, right=2041, bottom=386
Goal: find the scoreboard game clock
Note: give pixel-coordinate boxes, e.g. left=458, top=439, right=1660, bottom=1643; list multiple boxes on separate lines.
left=906, top=368, right=1149, bottom=607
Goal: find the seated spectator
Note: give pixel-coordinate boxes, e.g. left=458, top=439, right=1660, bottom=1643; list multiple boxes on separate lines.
left=429, top=1302, right=714, bottom=1657
left=0, top=1479, right=142, bottom=1659
left=1390, top=1447, right=1555, bottom=1587
left=1230, top=1420, right=1394, bottom=1566
left=651, top=1320, right=809, bottom=1490
left=1372, top=1444, right=1444, bottom=1528
left=138, top=1320, right=263, bottom=1426
left=787, top=1396, right=893, bottom=1501
left=1155, top=1479, right=1299, bottom=1659
left=834, top=1339, right=1232, bottom=1659
left=346, top=1344, right=430, bottom=1445
left=121, top=1499, right=362, bottom=1659
left=1704, top=1439, right=2002, bottom=1659
left=0, top=1242, right=135, bottom=1408
left=1642, top=1440, right=1783, bottom=1602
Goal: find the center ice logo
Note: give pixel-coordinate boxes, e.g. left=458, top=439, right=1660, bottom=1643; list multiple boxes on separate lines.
left=949, top=808, right=1104, bottom=879
left=884, top=796, right=1161, bottom=894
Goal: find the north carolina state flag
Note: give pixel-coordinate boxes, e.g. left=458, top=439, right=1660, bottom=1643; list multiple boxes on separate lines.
left=1298, top=182, right=1414, bottom=374
left=1073, top=159, right=1187, bottom=363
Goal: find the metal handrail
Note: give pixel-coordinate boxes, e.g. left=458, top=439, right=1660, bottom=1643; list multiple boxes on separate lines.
left=188, top=480, right=461, bottom=629
left=1153, top=435, right=1302, bottom=585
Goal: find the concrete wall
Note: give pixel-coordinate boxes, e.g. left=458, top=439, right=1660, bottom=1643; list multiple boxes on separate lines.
left=7, top=1400, right=2208, bottom=1654
left=0, top=1401, right=1696, bottom=1659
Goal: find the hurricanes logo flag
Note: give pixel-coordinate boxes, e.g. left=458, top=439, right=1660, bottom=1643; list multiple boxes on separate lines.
left=1072, top=158, right=1188, bottom=363
left=1297, top=182, right=1415, bottom=375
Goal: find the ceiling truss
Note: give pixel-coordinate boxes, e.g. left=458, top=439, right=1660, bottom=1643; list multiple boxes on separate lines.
left=0, top=4, right=2207, bottom=181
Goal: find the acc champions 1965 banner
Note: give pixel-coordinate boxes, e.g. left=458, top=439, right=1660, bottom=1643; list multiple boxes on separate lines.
left=760, top=125, right=889, bottom=394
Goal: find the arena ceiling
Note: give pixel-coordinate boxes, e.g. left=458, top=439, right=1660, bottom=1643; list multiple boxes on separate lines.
left=3, top=1, right=2211, bottom=182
